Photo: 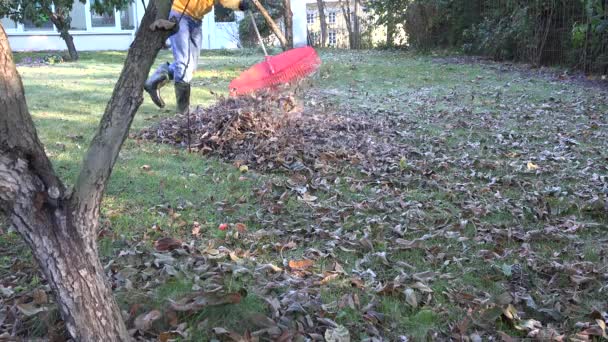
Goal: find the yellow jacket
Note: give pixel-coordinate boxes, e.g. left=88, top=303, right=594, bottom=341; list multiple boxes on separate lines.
left=172, top=0, right=242, bottom=20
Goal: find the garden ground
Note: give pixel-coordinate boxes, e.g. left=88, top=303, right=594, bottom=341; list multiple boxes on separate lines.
left=1, top=49, right=607, bottom=341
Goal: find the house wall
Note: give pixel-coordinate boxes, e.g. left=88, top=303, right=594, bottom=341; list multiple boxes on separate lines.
left=305, top=0, right=407, bottom=48
left=3, top=0, right=307, bottom=52
left=306, top=1, right=351, bottom=48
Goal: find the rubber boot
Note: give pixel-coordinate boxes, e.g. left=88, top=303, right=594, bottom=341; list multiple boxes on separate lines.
left=144, top=62, right=171, bottom=108
left=175, top=82, right=191, bottom=114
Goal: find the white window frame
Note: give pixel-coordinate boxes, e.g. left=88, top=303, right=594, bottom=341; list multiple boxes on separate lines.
left=306, top=12, right=315, bottom=25
left=3, top=0, right=137, bottom=35
left=87, top=0, right=134, bottom=33
left=1, top=17, right=20, bottom=33
left=5, top=3, right=58, bottom=34
left=328, top=30, right=336, bottom=46
left=328, top=11, right=336, bottom=24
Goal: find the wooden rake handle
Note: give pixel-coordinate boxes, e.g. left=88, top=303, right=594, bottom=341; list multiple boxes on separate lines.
left=249, top=0, right=288, bottom=51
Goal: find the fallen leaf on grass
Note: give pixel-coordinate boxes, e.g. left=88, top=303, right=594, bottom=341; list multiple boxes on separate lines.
left=134, top=310, right=161, bottom=331
left=300, top=193, right=318, bottom=202
left=0, top=286, right=14, bottom=297
left=169, top=290, right=246, bottom=312
left=159, top=331, right=186, bottom=342
left=289, top=259, right=314, bottom=270
left=235, top=223, right=247, bottom=233
left=16, top=303, right=48, bottom=317
left=154, top=237, right=182, bottom=252
left=325, top=325, right=351, bottom=342
left=191, top=221, right=201, bottom=236
left=318, top=273, right=340, bottom=285
left=527, top=162, right=539, bottom=171
left=404, top=288, right=418, bottom=308
left=32, top=289, right=48, bottom=305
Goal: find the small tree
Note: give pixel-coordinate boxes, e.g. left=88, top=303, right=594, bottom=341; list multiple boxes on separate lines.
left=283, top=0, right=293, bottom=48
left=316, top=0, right=327, bottom=47
left=365, top=0, right=409, bottom=47
left=338, top=0, right=360, bottom=49
left=239, top=0, right=286, bottom=49
left=0, top=0, right=133, bottom=61
left=0, top=0, right=175, bottom=340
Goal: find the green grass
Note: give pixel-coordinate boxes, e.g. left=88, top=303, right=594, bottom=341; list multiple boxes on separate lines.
left=3, top=48, right=608, bottom=340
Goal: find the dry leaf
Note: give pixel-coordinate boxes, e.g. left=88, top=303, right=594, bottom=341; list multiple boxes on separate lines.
left=325, top=325, right=351, bottom=342
left=235, top=223, right=247, bottom=233
left=32, top=289, right=48, bottom=305
left=527, top=162, right=539, bottom=171
left=17, top=303, right=48, bottom=317
left=192, top=222, right=201, bottom=236
left=154, top=237, right=182, bottom=252
left=134, top=310, right=161, bottom=331
left=289, top=259, right=314, bottom=270
left=169, top=290, right=245, bottom=312
left=404, top=288, right=418, bottom=308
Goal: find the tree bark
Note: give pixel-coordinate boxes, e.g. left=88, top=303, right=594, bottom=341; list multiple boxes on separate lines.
left=386, top=17, right=395, bottom=47
left=250, top=0, right=288, bottom=50
left=339, top=0, right=354, bottom=49
left=0, top=0, right=175, bottom=340
left=50, top=17, right=79, bottom=61
left=316, top=0, right=327, bottom=47
left=353, top=0, right=360, bottom=49
left=283, top=0, right=293, bottom=49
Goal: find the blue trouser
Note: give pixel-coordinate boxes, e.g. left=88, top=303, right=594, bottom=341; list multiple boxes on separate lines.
left=168, top=10, right=202, bottom=84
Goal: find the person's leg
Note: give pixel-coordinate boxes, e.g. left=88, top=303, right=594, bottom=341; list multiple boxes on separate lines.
left=168, top=10, right=192, bottom=84
left=174, top=16, right=202, bottom=114
left=144, top=10, right=187, bottom=108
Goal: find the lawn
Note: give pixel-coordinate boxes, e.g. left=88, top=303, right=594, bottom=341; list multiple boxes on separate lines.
left=1, top=49, right=607, bottom=341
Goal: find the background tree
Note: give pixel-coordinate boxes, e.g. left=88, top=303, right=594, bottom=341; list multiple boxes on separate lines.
left=338, top=0, right=362, bottom=49
left=283, top=0, right=293, bottom=48
left=0, top=0, right=175, bottom=340
left=365, top=0, right=409, bottom=47
left=239, top=0, right=286, bottom=49
left=316, top=0, right=327, bottom=47
left=0, top=0, right=133, bottom=61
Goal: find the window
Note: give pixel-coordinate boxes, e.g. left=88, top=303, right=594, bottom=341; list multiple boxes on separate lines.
left=120, top=4, right=135, bottom=29
left=307, top=12, right=315, bottom=24
left=24, top=18, right=54, bottom=31
left=70, top=1, right=87, bottom=30
left=214, top=4, right=235, bottom=22
left=328, top=31, right=336, bottom=46
left=91, top=9, right=115, bottom=28
left=328, top=11, right=336, bottom=24
left=311, top=32, right=321, bottom=45
left=1, top=17, right=17, bottom=29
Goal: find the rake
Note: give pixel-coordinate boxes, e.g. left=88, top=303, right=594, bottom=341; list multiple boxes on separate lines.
left=229, top=11, right=321, bottom=96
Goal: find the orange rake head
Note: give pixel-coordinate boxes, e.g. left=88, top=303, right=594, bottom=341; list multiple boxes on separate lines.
left=229, top=46, right=321, bottom=97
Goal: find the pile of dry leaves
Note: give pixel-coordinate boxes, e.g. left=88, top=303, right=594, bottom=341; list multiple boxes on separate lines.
left=137, top=92, right=401, bottom=176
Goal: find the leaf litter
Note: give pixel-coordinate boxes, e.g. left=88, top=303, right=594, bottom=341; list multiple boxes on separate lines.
left=2, top=54, right=608, bottom=340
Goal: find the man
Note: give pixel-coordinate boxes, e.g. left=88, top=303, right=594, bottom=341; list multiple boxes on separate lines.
left=144, top=0, right=249, bottom=114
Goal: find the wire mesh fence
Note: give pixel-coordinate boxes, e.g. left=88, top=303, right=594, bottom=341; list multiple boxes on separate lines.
left=366, top=0, right=608, bottom=74
left=477, top=0, right=608, bottom=74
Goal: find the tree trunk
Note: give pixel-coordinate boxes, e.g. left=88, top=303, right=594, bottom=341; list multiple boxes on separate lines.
left=0, top=0, right=175, bottom=340
left=51, top=17, right=79, bottom=61
left=250, top=0, right=288, bottom=50
left=386, top=17, right=395, bottom=47
left=283, top=0, right=293, bottom=49
left=339, top=0, right=354, bottom=49
left=353, top=0, right=360, bottom=49
left=316, top=0, right=327, bottom=47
